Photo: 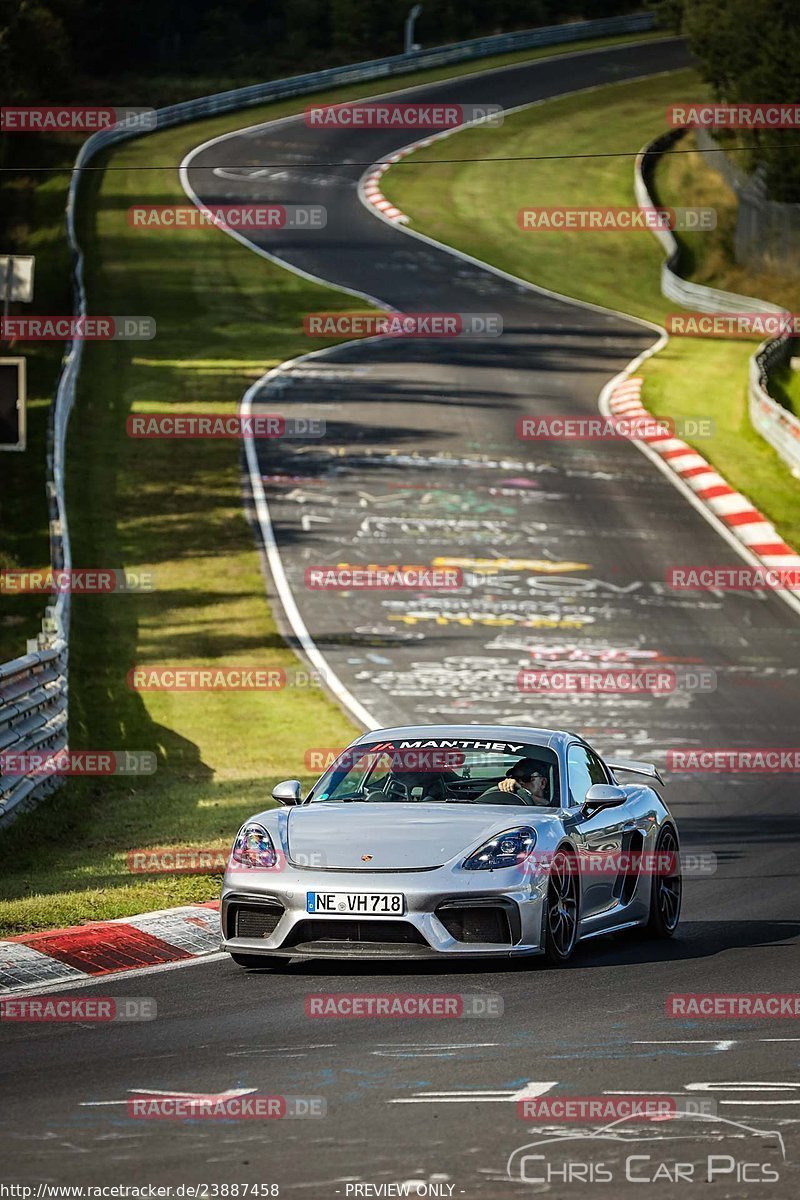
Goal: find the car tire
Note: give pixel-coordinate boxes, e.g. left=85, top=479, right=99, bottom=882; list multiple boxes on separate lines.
left=542, top=847, right=579, bottom=964
left=229, top=952, right=280, bottom=969
left=646, top=825, right=682, bottom=938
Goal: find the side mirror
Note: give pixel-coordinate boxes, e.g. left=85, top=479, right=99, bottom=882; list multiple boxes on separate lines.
left=272, top=779, right=303, bottom=806
left=581, top=783, right=627, bottom=816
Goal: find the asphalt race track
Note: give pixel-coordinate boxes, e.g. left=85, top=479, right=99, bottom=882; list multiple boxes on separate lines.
left=4, top=36, right=800, bottom=1197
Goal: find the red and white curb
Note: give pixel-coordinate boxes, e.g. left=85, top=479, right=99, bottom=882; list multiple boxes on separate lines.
left=608, top=376, right=800, bottom=587
left=0, top=901, right=220, bottom=993
left=361, top=143, right=433, bottom=222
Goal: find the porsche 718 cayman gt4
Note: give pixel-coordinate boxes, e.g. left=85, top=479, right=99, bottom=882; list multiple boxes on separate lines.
left=221, top=725, right=681, bottom=966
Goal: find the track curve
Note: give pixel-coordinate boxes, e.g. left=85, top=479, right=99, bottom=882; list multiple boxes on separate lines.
left=4, top=37, right=800, bottom=1196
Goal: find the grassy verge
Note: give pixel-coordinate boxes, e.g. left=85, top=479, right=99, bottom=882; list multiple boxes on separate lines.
left=383, top=70, right=800, bottom=550
left=655, top=131, right=800, bottom=310
left=1, top=114, right=371, bottom=934
left=0, top=29, right=667, bottom=935
left=0, top=26, right=664, bottom=666
left=655, top=131, right=800, bottom=424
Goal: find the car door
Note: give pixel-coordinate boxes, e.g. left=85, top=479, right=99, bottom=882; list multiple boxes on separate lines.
left=566, top=743, right=630, bottom=920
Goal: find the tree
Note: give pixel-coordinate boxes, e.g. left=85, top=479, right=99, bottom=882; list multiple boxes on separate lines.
left=0, top=0, right=71, bottom=102
left=653, top=0, right=800, bottom=201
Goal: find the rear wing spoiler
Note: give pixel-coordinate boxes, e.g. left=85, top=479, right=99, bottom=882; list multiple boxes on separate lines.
left=607, top=758, right=664, bottom=786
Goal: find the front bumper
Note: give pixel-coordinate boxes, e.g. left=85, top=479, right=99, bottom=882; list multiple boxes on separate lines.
left=220, top=862, right=548, bottom=959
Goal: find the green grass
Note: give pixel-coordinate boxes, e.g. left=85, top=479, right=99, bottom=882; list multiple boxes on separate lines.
left=655, top=131, right=800, bottom=426
left=383, top=70, right=800, bottom=550
left=655, top=131, right=800, bottom=311
left=0, top=30, right=696, bottom=936
left=0, top=114, right=373, bottom=934
left=0, top=25, right=664, bottom=666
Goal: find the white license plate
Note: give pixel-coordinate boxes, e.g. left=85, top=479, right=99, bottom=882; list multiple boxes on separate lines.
left=306, top=891, right=404, bottom=915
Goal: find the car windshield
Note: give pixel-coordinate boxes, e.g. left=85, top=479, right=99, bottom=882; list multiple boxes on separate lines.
left=308, top=739, right=560, bottom=806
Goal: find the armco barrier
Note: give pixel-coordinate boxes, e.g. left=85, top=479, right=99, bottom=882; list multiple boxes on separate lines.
left=750, top=336, right=800, bottom=476
left=0, top=642, right=68, bottom=827
left=636, top=130, right=800, bottom=477
left=0, top=12, right=656, bottom=825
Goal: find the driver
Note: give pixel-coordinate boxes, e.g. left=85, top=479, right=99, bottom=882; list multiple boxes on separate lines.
left=491, top=759, right=551, bottom=806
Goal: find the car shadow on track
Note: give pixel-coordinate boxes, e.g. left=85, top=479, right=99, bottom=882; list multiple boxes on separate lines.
left=231, top=919, right=800, bottom=977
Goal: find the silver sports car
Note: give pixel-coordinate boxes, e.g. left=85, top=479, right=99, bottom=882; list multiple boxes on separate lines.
left=221, top=725, right=681, bottom=967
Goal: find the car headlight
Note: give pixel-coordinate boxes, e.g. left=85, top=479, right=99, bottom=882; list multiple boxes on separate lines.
left=230, top=823, right=278, bottom=869
left=462, top=826, right=536, bottom=871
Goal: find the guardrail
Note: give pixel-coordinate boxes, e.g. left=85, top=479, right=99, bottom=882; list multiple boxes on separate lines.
left=636, top=130, right=800, bottom=477
left=0, top=11, right=657, bottom=825
left=750, top=337, right=800, bottom=476
left=0, top=642, right=68, bottom=827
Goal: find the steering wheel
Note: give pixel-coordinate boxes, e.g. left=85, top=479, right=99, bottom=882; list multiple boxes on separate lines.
left=476, top=785, right=536, bottom=806
left=382, top=776, right=410, bottom=802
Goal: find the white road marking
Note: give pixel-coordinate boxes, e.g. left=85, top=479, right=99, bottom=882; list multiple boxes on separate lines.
left=722, top=1100, right=800, bottom=1106
left=130, top=1088, right=257, bottom=1096
left=227, top=1043, right=336, bottom=1058
left=681, top=1081, right=800, bottom=1107
left=634, top=1039, right=737, bottom=1050
left=81, top=1087, right=257, bottom=1108
left=685, top=1082, right=800, bottom=1091
left=390, top=1081, right=557, bottom=1104
left=604, top=1090, right=700, bottom=1096
left=374, top=1042, right=499, bottom=1049
left=373, top=1051, right=461, bottom=1058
